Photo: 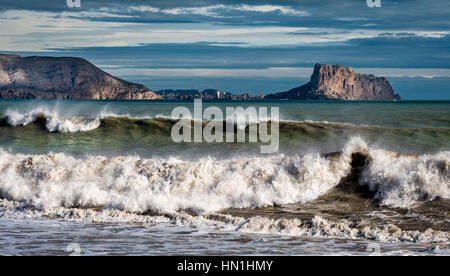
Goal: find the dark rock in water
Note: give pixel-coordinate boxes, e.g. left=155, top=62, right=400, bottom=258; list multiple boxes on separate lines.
left=0, top=54, right=162, bottom=100
left=336, top=152, right=376, bottom=198
left=266, top=63, right=401, bottom=100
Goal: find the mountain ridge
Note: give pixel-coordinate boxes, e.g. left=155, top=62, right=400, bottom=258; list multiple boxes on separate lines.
left=0, top=54, right=161, bottom=100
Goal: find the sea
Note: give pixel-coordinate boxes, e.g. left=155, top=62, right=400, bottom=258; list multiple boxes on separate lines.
left=0, top=99, right=448, bottom=255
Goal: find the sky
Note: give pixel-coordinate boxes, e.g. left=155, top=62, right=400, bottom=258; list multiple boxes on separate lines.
left=0, top=0, right=449, bottom=99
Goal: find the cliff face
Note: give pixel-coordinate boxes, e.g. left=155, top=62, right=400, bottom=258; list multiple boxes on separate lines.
left=0, top=54, right=161, bottom=100
left=266, top=63, right=401, bottom=100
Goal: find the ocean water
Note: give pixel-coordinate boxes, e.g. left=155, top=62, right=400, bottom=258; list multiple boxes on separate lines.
left=0, top=99, right=448, bottom=255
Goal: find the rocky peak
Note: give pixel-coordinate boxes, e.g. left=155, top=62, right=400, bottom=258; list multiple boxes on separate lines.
left=266, top=63, right=401, bottom=100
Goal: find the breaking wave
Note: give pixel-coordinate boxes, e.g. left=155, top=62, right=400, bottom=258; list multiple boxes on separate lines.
left=0, top=137, right=447, bottom=212
left=2, top=107, right=101, bottom=133
left=362, top=149, right=449, bottom=208
left=2, top=107, right=450, bottom=138
left=0, top=143, right=352, bottom=213
left=0, top=137, right=448, bottom=242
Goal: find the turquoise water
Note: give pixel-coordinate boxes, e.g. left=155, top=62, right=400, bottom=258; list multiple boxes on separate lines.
left=0, top=100, right=449, bottom=156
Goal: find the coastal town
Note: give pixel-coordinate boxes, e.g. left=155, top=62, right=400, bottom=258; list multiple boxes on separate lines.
left=155, top=89, right=265, bottom=100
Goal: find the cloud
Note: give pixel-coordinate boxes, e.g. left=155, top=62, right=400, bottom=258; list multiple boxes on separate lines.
left=1, top=9, right=447, bottom=52
left=104, top=67, right=450, bottom=79
left=104, top=67, right=312, bottom=78
left=1, top=1, right=448, bottom=98
left=126, top=6, right=160, bottom=13
left=223, top=4, right=309, bottom=16
left=125, top=4, right=310, bottom=17
left=160, top=5, right=224, bottom=17
left=335, top=17, right=369, bottom=22
left=356, top=68, right=450, bottom=79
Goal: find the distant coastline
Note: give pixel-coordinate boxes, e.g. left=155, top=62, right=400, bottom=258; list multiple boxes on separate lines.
left=0, top=54, right=400, bottom=101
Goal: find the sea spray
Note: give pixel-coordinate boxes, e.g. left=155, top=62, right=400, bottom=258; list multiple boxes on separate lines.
left=361, top=149, right=450, bottom=208
left=0, top=148, right=351, bottom=213
left=0, top=137, right=448, bottom=214
left=4, top=106, right=102, bottom=133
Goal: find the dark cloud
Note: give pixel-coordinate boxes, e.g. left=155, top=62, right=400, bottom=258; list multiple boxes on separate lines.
left=1, top=0, right=449, bottom=30
left=13, top=34, right=445, bottom=70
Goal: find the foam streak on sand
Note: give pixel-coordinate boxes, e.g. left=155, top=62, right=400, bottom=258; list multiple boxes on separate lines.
left=0, top=198, right=448, bottom=244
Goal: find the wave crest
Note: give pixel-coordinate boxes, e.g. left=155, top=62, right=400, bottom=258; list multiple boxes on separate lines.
left=0, top=138, right=448, bottom=214
left=45, top=117, right=100, bottom=132
left=0, top=148, right=351, bottom=213
left=2, top=107, right=101, bottom=133
left=362, top=149, right=450, bottom=208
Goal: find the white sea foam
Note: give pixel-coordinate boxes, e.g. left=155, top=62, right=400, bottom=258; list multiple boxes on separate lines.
left=45, top=117, right=100, bottom=132
left=361, top=149, right=450, bottom=208
left=0, top=147, right=352, bottom=214
left=0, top=199, right=447, bottom=244
left=236, top=215, right=449, bottom=243
left=3, top=106, right=188, bottom=132
left=5, top=107, right=49, bottom=126
left=4, top=107, right=101, bottom=133
left=0, top=137, right=447, bottom=212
